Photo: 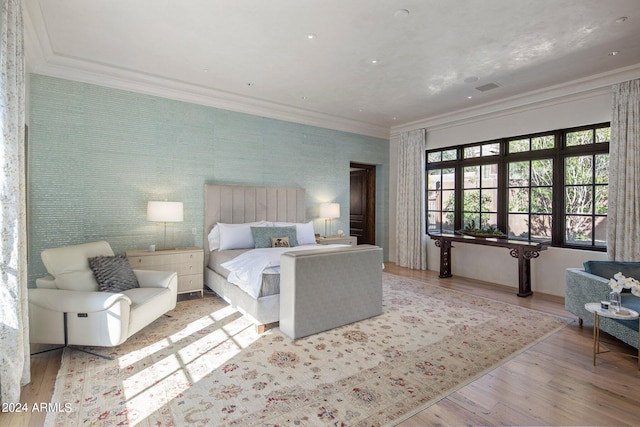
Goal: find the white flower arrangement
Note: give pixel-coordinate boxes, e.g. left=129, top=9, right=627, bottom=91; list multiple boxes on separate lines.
left=608, top=272, right=640, bottom=297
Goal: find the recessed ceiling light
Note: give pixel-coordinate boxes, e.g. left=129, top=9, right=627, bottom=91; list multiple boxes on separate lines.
left=615, top=16, right=628, bottom=24
left=203, top=68, right=209, bottom=73
left=394, top=9, right=410, bottom=18
left=609, top=50, right=620, bottom=56
left=371, top=59, right=378, bottom=64
left=468, top=96, right=473, bottom=99
left=306, top=33, right=317, bottom=40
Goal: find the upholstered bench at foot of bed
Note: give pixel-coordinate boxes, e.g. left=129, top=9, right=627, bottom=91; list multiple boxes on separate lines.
left=279, top=244, right=383, bottom=339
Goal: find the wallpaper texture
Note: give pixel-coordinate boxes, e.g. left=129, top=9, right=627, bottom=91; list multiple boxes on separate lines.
left=28, top=74, right=389, bottom=286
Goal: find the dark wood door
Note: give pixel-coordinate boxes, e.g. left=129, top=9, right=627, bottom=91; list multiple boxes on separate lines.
left=350, top=163, right=376, bottom=245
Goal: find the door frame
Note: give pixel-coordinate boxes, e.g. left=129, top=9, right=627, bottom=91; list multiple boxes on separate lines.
left=350, top=162, right=376, bottom=245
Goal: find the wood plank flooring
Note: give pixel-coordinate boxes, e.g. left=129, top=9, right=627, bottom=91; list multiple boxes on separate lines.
left=3, top=264, right=639, bottom=426
left=387, top=264, right=640, bottom=427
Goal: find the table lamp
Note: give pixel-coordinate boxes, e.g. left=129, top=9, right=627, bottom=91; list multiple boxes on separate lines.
left=319, top=202, right=340, bottom=237
left=147, top=201, right=183, bottom=249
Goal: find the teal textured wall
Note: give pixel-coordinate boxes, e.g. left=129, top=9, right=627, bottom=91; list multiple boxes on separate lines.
left=27, top=74, right=389, bottom=285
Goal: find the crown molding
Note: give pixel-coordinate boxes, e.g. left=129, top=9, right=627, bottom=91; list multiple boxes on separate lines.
left=22, top=1, right=389, bottom=140
left=23, top=1, right=639, bottom=142
left=390, top=64, right=640, bottom=138
left=30, top=60, right=390, bottom=139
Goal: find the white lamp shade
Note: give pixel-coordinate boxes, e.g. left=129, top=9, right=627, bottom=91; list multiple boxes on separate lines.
left=319, top=202, right=340, bottom=219
left=147, top=201, right=184, bottom=222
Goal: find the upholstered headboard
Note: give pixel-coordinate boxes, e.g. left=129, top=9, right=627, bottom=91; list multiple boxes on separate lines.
left=203, top=184, right=306, bottom=265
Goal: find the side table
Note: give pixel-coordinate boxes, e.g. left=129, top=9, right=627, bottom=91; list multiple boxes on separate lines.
left=127, top=247, right=204, bottom=297
left=584, top=302, right=639, bottom=369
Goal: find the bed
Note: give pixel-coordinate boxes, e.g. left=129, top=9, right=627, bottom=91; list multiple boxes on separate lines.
left=204, top=184, right=383, bottom=338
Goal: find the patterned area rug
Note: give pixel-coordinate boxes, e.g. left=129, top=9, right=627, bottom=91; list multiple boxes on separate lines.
left=46, top=273, right=568, bottom=426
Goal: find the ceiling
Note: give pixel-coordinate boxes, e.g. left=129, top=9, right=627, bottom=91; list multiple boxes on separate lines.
left=23, top=0, right=640, bottom=138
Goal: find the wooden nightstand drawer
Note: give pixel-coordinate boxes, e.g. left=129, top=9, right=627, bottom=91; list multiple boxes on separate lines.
left=316, top=236, right=357, bottom=246
left=178, top=273, right=204, bottom=294
left=129, top=253, right=174, bottom=268
left=177, top=252, right=204, bottom=275
left=178, top=251, right=203, bottom=263
left=176, top=261, right=198, bottom=276
left=126, top=247, right=204, bottom=297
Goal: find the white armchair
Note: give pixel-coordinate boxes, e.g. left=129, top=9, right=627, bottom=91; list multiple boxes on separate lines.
left=29, top=241, right=177, bottom=350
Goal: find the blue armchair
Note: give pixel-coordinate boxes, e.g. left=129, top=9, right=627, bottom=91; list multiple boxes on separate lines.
left=565, top=261, right=640, bottom=349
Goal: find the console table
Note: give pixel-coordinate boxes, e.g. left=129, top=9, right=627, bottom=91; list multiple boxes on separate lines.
left=427, top=232, right=548, bottom=297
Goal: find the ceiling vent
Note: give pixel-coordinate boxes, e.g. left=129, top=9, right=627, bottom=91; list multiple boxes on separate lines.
left=475, top=82, right=500, bottom=92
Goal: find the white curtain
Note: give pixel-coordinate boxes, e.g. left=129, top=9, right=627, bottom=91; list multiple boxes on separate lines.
left=396, top=129, right=427, bottom=269
left=0, top=0, right=29, bottom=403
left=608, top=79, right=640, bottom=262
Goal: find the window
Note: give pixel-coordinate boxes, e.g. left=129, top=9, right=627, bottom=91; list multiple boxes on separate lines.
left=508, top=158, right=553, bottom=240
left=426, top=150, right=457, bottom=234
left=563, top=127, right=610, bottom=247
left=463, top=163, right=498, bottom=230
left=427, top=168, right=456, bottom=233
left=426, top=123, right=610, bottom=250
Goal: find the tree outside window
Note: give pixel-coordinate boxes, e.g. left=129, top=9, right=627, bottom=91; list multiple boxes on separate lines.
left=564, top=153, right=608, bottom=246
left=427, top=167, right=456, bottom=233
left=462, top=164, right=498, bottom=230
left=508, top=158, right=553, bottom=240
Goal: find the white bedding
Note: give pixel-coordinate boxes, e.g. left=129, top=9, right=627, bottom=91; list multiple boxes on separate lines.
left=221, top=244, right=347, bottom=298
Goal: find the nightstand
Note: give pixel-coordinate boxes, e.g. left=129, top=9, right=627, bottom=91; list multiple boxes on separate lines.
left=316, top=236, right=357, bottom=246
left=126, top=247, right=204, bottom=297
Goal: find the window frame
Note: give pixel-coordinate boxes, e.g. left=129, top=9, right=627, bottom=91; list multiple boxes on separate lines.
left=425, top=122, right=610, bottom=251
left=426, top=166, right=457, bottom=234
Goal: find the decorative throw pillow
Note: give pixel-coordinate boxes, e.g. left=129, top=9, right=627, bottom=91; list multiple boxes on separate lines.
left=89, top=255, right=140, bottom=293
left=251, top=226, right=299, bottom=248
left=271, top=236, right=290, bottom=248
left=274, top=221, right=316, bottom=245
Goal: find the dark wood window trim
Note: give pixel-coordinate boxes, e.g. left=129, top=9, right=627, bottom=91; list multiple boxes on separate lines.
left=426, top=122, right=609, bottom=251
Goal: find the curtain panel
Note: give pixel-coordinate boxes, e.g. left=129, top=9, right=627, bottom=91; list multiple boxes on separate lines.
left=396, top=129, right=427, bottom=269
left=0, top=0, right=29, bottom=403
left=608, top=79, right=640, bottom=262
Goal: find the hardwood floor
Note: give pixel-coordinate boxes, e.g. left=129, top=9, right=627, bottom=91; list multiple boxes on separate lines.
left=4, top=264, right=639, bottom=426
left=386, top=264, right=640, bottom=427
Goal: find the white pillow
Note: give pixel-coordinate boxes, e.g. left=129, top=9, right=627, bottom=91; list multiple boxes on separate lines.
left=274, top=221, right=316, bottom=245
left=207, top=224, right=221, bottom=250
left=217, top=221, right=270, bottom=251
left=208, top=220, right=269, bottom=251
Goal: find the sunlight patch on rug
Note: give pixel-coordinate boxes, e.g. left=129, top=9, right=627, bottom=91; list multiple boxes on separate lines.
left=118, top=306, right=261, bottom=422
left=45, top=273, right=569, bottom=426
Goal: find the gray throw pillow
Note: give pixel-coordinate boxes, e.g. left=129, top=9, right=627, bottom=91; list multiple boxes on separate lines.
left=89, top=255, right=139, bottom=292
left=251, top=226, right=299, bottom=248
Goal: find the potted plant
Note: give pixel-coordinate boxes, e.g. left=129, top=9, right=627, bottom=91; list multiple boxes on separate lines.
left=456, top=219, right=506, bottom=238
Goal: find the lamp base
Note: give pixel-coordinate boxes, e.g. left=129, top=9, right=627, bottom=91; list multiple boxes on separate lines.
left=324, top=218, right=332, bottom=237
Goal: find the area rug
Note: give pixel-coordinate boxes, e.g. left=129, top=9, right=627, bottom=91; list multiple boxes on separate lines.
left=46, top=273, right=569, bottom=426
